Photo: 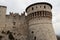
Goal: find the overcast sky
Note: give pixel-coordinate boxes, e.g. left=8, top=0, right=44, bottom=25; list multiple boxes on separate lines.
left=0, top=0, right=60, bottom=35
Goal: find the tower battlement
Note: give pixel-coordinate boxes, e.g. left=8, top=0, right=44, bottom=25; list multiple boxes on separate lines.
left=0, top=2, right=57, bottom=40
left=26, top=2, right=52, bottom=21
left=6, top=12, right=26, bottom=20
left=0, top=5, right=7, bottom=8
left=26, top=2, right=52, bottom=13
left=7, top=12, right=26, bottom=17
left=9, top=12, right=20, bottom=16
left=25, top=2, right=57, bottom=40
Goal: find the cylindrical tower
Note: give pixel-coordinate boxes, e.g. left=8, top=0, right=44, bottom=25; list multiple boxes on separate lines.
left=26, top=2, right=57, bottom=40
left=0, top=6, right=7, bottom=31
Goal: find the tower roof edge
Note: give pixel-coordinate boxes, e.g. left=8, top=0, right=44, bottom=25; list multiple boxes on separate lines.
left=0, top=5, right=7, bottom=8
left=25, top=2, right=52, bottom=12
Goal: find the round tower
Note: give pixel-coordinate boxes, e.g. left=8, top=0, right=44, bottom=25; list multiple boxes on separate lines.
left=0, top=5, right=7, bottom=31
left=26, top=2, right=57, bottom=40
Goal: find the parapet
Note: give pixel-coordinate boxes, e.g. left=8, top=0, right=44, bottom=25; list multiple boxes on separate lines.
left=9, top=12, right=20, bottom=17
left=6, top=12, right=26, bottom=18
left=21, top=12, right=25, bottom=16
left=25, top=2, right=52, bottom=15
left=0, top=5, right=7, bottom=8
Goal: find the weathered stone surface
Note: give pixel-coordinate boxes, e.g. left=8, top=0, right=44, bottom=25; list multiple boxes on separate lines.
left=0, top=2, right=57, bottom=40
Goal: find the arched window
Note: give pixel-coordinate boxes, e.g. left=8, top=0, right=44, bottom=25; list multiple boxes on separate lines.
left=32, top=7, right=34, bottom=10
left=44, top=6, right=46, bottom=8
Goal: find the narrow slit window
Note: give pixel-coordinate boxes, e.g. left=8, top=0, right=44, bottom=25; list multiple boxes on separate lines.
left=44, top=6, right=46, bottom=8
left=13, top=22, right=16, bottom=25
left=32, top=7, right=34, bottom=10
left=34, top=36, right=36, bottom=40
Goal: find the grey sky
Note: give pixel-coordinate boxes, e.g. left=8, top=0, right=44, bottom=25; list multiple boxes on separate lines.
left=0, top=0, right=60, bottom=35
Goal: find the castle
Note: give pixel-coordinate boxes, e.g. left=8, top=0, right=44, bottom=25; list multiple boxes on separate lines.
left=0, top=2, right=57, bottom=40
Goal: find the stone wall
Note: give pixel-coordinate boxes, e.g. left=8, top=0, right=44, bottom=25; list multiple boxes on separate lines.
left=0, top=12, right=28, bottom=40
left=0, top=2, right=57, bottom=40
left=26, top=2, right=57, bottom=40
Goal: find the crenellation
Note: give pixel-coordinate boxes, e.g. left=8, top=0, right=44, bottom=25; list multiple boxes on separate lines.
left=0, top=5, right=7, bottom=8
left=26, top=2, right=57, bottom=40
left=0, top=2, right=57, bottom=40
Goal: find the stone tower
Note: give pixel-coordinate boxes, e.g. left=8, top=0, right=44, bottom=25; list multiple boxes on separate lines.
left=0, top=6, right=7, bottom=31
left=26, top=2, right=57, bottom=40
